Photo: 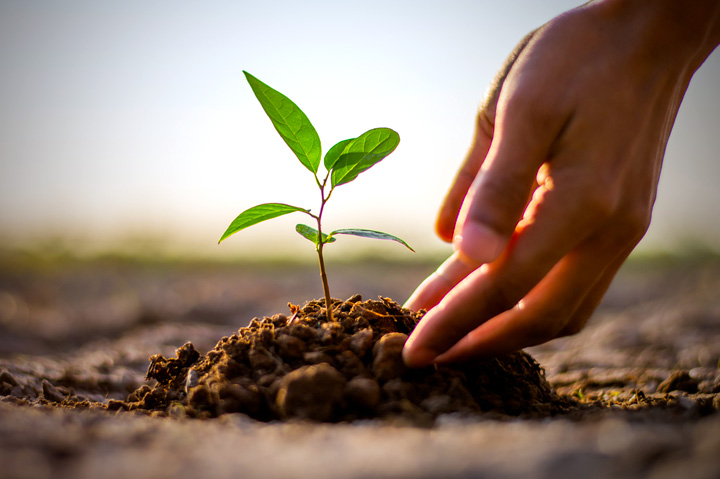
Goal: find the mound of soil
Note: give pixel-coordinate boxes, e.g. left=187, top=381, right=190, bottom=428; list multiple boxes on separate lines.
left=111, top=295, right=570, bottom=423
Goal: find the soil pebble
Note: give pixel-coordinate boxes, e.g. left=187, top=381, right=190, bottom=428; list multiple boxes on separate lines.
left=120, top=296, right=571, bottom=423
left=657, top=370, right=700, bottom=394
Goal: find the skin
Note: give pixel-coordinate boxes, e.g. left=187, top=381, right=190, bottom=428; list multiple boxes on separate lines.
left=403, top=0, right=720, bottom=368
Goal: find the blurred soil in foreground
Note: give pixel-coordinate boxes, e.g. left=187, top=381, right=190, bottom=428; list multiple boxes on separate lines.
left=0, top=251, right=719, bottom=479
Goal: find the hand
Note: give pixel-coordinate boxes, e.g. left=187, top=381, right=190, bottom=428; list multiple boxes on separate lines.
left=403, top=0, right=720, bottom=367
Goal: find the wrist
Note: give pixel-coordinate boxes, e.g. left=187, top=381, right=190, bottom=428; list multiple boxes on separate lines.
left=589, top=0, right=720, bottom=73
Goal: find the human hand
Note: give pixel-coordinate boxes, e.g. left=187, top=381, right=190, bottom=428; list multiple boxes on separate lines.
left=403, top=0, right=720, bottom=367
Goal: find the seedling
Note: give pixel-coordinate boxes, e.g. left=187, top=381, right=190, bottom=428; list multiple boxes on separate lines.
left=219, top=72, right=414, bottom=322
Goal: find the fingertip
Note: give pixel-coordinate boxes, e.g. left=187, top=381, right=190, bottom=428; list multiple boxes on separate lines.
left=403, top=273, right=442, bottom=311
left=435, top=213, right=455, bottom=243
left=403, top=318, right=440, bottom=368
left=453, top=222, right=506, bottom=264
left=402, top=343, right=438, bottom=368
left=432, top=336, right=477, bottom=365
left=402, top=295, right=420, bottom=311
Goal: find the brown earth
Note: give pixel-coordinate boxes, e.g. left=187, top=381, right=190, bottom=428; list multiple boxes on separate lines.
left=117, top=296, right=568, bottom=423
left=1, top=252, right=719, bottom=478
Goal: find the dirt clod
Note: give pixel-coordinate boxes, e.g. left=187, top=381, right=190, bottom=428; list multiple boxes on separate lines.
left=372, top=332, right=408, bottom=382
left=119, top=296, right=569, bottom=423
left=0, top=371, right=19, bottom=388
left=41, top=379, right=64, bottom=402
left=657, top=370, right=699, bottom=394
left=277, top=363, right=347, bottom=421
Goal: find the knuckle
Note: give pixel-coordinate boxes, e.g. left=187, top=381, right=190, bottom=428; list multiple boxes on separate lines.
left=580, top=184, right=618, bottom=224
left=503, top=85, right=560, bottom=129
left=476, top=109, right=495, bottom=138
left=616, top=201, right=652, bottom=242
left=470, top=171, right=533, bottom=233
left=570, top=175, right=653, bottom=247
left=598, top=196, right=652, bottom=247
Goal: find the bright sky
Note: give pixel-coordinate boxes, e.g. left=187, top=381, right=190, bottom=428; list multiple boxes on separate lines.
left=1, top=0, right=719, bottom=259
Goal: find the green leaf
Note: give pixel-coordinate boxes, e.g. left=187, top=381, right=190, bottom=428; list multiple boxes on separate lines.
left=323, top=138, right=354, bottom=171
left=244, top=71, right=321, bottom=174
left=328, top=228, right=414, bottom=252
left=331, top=128, right=400, bottom=187
left=219, top=203, right=309, bottom=243
left=295, top=224, right=336, bottom=245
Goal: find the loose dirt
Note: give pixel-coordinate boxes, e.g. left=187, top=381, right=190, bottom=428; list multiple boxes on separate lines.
left=1, top=254, right=719, bottom=478
left=114, top=296, right=569, bottom=423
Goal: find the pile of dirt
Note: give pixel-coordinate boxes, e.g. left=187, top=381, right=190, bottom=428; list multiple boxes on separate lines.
left=110, top=295, right=571, bottom=423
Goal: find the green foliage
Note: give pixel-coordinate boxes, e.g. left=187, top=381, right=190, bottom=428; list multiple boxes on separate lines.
left=220, top=203, right=309, bottom=243
left=324, top=138, right=354, bottom=171
left=296, top=224, right=336, bottom=246
left=329, top=228, right=414, bottom=252
left=330, top=128, right=400, bottom=187
left=220, top=72, right=412, bottom=319
left=243, top=72, right=321, bottom=174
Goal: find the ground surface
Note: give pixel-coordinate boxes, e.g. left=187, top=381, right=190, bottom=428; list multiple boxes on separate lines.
left=1, top=252, right=719, bottom=479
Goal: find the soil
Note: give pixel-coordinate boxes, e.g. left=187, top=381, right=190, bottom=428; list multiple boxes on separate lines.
left=1, top=253, right=719, bottom=478
left=113, top=295, right=569, bottom=423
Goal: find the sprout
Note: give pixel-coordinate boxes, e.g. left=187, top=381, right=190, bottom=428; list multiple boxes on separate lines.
left=220, top=72, right=413, bottom=321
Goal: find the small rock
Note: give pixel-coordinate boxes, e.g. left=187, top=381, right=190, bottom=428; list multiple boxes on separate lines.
left=188, top=385, right=217, bottom=411
left=372, top=333, right=407, bottom=382
left=276, top=363, right=346, bottom=421
left=382, top=378, right=412, bottom=401
left=277, top=334, right=306, bottom=360
left=248, top=348, right=277, bottom=371
left=288, top=323, right=315, bottom=341
left=688, top=367, right=715, bottom=381
left=697, top=380, right=720, bottom=394
left=127, top=384, right=152, bottom=403
left=270, top=313, right=288, bottom=326
left=303, top=351, right=334, bottom=366
left=41, top=379, right=65, bottom=403
left=345, top=377, right=380, bottom=410
left=0, top=382, right=12, bottom=396
left=185, top=369, right=199, bottom=393
left=0, top=371, right=19, bottom=387
left=349, top=328, right=374, bottom=358
left=337, top=350, right=366, bottom=377
left=106, top=399, right=127, bottom=411
left=218, top=383, right=263, bottom=415
left=346, top=294, right=363, bottom=304
left=175, top=342, right=200, bottom=367
left=257, top=373, right=279, bottom=388
left=657, top=370, right=699, bottom=394
left=320, top=321, right=342, bottom=343
left=215, top=356, right=245, bottom=379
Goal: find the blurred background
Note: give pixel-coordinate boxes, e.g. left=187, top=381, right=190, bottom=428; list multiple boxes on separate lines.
left=1, top=0, right=719, bottom=262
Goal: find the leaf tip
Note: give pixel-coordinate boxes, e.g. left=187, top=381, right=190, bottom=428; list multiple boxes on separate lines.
left=218, top=231, right=231, bottom=244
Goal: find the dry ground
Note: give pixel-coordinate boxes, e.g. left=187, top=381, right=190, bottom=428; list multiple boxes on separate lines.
left=1, top=252, right=719, bottom=479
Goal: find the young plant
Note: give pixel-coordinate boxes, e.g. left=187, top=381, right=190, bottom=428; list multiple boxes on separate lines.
left=219, top=72, right=414, bottom=322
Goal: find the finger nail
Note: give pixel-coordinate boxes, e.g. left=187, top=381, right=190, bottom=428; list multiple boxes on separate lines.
left=403, top=275, right=437, bottom=310
left=453, top=222, right=505, bottom=264
left=402, top=344, right=438, bottom=368
left=403, top=275, right=435, bottom=311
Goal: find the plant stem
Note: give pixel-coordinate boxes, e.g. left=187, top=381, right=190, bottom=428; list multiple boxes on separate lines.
left=315, top=180, right=334, bottom=322
left=316, top=240, right=333, bottom=322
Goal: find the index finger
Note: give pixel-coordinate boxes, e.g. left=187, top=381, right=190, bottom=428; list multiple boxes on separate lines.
left=436, top=29, right=537, bottom=242
left=404, top=251, right=478, bottom=311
